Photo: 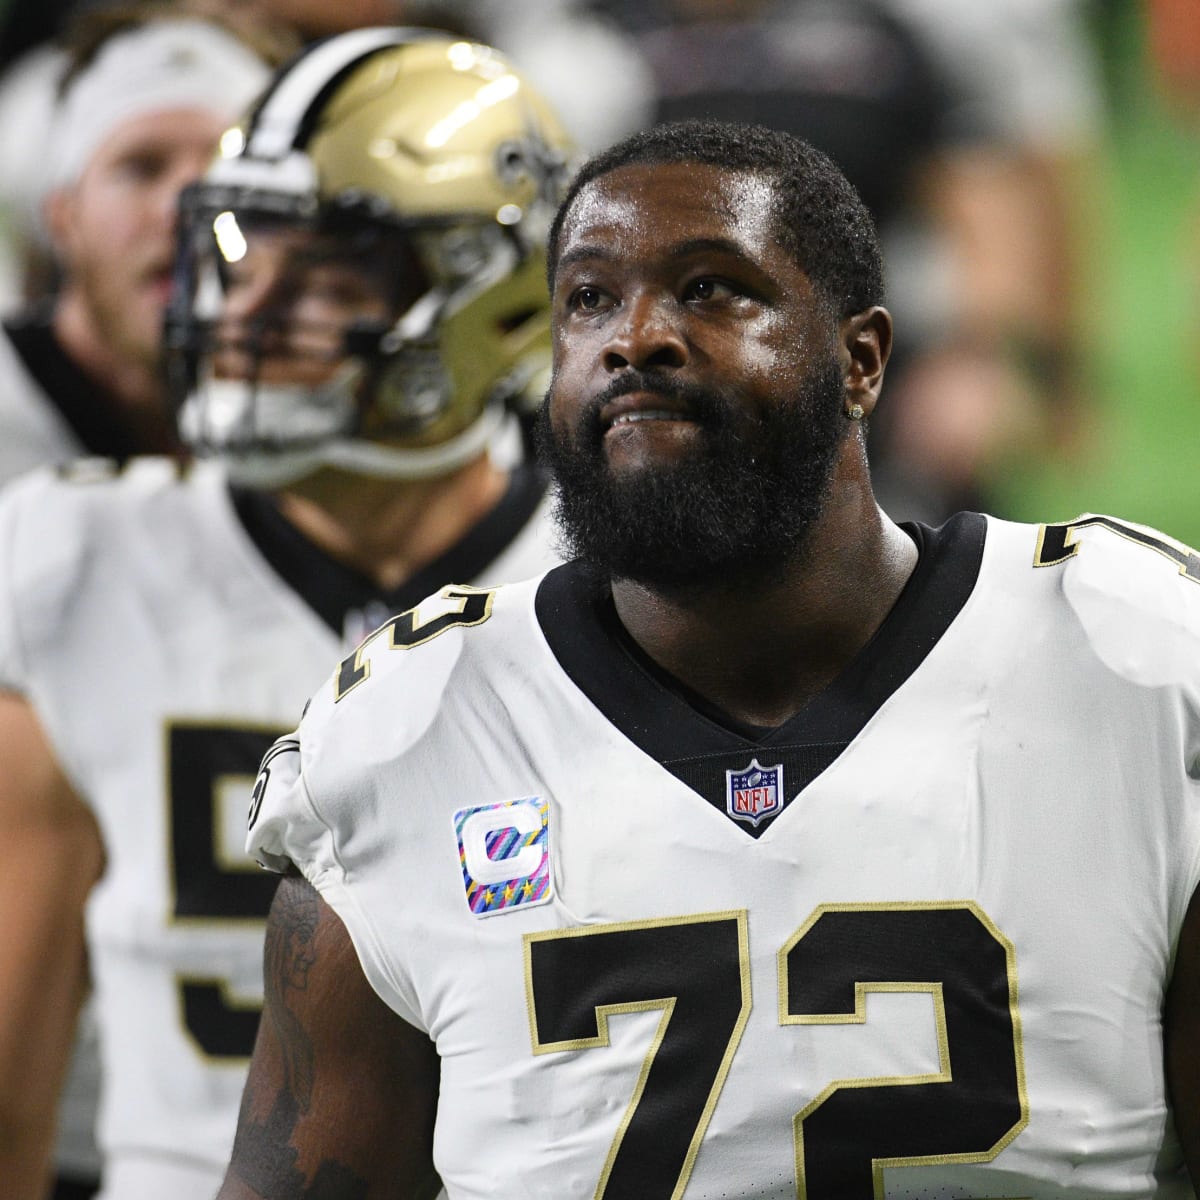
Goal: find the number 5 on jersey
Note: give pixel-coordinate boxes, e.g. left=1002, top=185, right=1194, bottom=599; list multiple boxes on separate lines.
left=168, top=722, right=286, bottom=1058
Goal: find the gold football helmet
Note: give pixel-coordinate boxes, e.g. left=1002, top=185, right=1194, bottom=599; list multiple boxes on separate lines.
left=165, top=28, right=572, bottom=484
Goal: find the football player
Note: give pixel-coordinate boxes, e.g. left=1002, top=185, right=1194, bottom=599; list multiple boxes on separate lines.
left=230, top=120, right=1200, bottom=1197
left=0, top=2, right=281, bottom=486
left=0, top=29, right=570, bottom=1200
left=0, top=10, right=279, bottom=1198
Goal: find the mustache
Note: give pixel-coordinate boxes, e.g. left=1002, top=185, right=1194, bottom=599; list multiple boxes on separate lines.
left=579, top=371, right=736, bottom=437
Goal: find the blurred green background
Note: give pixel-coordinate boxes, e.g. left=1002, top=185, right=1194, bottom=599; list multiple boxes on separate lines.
left=993, top=2, right=1200, bottom=546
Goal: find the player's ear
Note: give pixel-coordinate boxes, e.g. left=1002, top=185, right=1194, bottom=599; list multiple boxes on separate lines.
left=840, top=306, right=892, bottom=420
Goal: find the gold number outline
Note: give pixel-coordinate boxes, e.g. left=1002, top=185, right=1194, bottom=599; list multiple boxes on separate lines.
left=1034, top=515, right=1200, bottom=583
left=528, top=903, right=1027, bottom=1198
left=524, top=910, right=751, bottom=1199
left=164, top=719, right=287, bottom=1062
left=780, top=901, right=1028, bottom=1199
left=334, top=585, right=495, bottom=701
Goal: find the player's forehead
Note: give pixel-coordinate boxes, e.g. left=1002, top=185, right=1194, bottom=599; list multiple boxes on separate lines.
left=89, top=106, right=227, bottom=167
left=556, top=160, right=785, bottom=277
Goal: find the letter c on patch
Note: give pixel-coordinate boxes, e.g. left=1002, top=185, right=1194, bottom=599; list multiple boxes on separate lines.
left=460, top=800, right=543, bottom=886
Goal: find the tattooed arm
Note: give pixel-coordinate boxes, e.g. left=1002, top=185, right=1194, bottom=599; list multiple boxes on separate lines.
left=1166, top=882, right=1200, bottom=1186
left=218, top=873, right=442, bottom=1200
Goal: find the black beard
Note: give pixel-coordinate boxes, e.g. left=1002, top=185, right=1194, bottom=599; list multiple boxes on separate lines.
left=536, top=358, right=848, bottom=591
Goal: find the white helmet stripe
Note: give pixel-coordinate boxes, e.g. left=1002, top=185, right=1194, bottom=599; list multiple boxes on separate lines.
left=245, top=27, right=435, bottom=160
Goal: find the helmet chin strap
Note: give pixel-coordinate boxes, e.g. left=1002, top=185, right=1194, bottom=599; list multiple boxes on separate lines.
left=177, top=367, right=361, bottom=451
left=181, top=344, right=510, bottom=487
left=219, top=401, right=508, bottom=488
left=323, top=402, right=507, bottom=478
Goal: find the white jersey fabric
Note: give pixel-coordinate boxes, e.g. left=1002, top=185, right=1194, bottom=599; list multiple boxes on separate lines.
left=0, top=317, right=104, bottom=1187
left=250, top=511, right=1200, bottom=1199
left=0, top=455, right=560, bottom=1200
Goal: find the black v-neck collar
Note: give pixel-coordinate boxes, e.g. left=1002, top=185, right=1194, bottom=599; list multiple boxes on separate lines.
left=231, top=462, right=548, bottom=643
left=535, top=511, right=986, bottom=837
left=4, top=309, right=147, bottom=461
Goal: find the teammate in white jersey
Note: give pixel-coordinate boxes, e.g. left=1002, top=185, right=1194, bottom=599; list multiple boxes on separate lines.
left=0, top=30, right=571, bottom=1200
left=228, top=120, right=1200, bottom=1198
left=0, top=11, right=276, bottom=1199
left=0, top=2, right=281, bottom=488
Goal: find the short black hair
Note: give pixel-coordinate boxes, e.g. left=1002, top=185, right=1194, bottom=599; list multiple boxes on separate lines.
left=547, top=119, right=883, bottom=317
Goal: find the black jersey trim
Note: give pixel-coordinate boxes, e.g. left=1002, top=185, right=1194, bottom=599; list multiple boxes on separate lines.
left=4, top=311, right=145, bottom=460
left=231, top=463, right=547, bottom=637
left=535, top=511, right=986, bottom=838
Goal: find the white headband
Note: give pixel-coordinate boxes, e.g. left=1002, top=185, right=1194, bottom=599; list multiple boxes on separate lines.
left=45, top=19, right=271, bottom=188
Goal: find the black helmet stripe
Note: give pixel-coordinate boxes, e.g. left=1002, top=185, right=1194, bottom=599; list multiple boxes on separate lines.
left=242, top=27, right=441, bottom=159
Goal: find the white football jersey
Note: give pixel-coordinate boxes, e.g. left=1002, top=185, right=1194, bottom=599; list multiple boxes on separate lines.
left=250, top=512, right=1200, bottom=1199
left=0, top=320, right=110, bottom=1187
left=0, top=455, right=560, bottom=1200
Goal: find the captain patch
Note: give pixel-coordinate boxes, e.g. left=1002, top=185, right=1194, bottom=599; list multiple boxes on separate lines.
left=725, top=759, right=784, bottom=828
left=454, top=798, right=552, bottom=917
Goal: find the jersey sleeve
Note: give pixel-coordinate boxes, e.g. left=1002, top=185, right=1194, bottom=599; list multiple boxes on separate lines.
left=245, top=699, right=349, bottom=888
left=1054, top=514, right=1200, bottom=694
left=1044, top=514, right=1200, bottom=927
left=0, top=472, right=42, bottom=691
left=245, top=731, right=307, bottom=876
left=245, top=694, right=428, bottom=1031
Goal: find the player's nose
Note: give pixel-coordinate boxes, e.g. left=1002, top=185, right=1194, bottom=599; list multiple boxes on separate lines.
left=602, top=289, right=687, bottom=373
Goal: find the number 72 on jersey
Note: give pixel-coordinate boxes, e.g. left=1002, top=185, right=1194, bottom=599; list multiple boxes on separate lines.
left=525, top=902, right=1026, bottom=1199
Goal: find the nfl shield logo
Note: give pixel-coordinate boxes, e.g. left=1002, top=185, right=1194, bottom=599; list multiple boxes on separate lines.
left=725, top=759, right=784, bottom=828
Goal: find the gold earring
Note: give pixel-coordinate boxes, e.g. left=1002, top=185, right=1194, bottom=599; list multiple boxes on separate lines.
left=846, top=402, right=865, bottom=421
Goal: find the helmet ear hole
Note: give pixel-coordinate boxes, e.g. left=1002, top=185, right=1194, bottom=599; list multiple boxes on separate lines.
left=499, top=307, right=541, bottom=335
left=369, top=344, right=454, bottom=436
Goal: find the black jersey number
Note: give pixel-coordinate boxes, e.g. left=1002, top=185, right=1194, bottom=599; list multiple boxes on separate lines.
left=168, top=722, right=286, bottom=1059
left=525, top=904, right=1025, bottom=1199
left=334, top=586, right=495, bottom=701
left=525, top=914, right=750, bottom=1196
left=1035, top=514, right=1200, bottom=582
left=784, top=904, right=1026, bottom=1197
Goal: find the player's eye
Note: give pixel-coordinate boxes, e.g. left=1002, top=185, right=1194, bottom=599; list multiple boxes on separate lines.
left=117, top=151, right=169, bottom=183
left=568, top=285, right=607, bottom=311
left=685, top=278, right=734, bottom=302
